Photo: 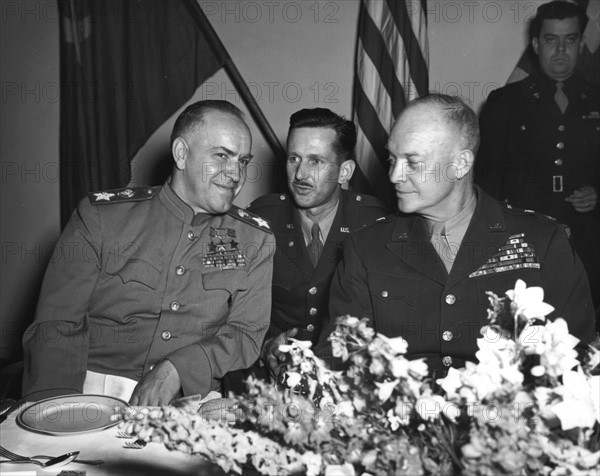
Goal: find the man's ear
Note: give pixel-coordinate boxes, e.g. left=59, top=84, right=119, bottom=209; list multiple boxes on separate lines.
left=532, top=37, right=539, bottom=55
left=172, top=137, right=188, bottom=171
left=454, top=149, right=474, bottom=179
left=579, top=34, right=585, bottom=54
left=338, top=159, right=356, bottom=184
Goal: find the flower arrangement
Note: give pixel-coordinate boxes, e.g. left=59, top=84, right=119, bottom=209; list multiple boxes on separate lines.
left=121, top=280, right=600, bottom=475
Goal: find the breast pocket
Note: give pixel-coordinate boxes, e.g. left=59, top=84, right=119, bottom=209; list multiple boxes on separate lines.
left=202, top=270, right=249, bottom=297
left=104, top=254, right=160, bottom=289
left=367, top=271, right=420, bottom=336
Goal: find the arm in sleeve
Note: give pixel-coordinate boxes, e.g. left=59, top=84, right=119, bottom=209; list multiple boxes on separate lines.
left=22, top=201, right=102, bottom=401
left=476, top=90, right=508, bottom=200
left=315, top=235, right=374, bottom=362
left=539, top=224, right=595, bottom=344
left=166, top=232, right=275, bottom=397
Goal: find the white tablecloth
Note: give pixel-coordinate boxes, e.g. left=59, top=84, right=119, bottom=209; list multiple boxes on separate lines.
left=0, top=402, right=225, bottom=476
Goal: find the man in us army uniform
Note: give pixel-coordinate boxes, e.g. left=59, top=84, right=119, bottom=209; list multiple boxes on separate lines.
left=317, top=94, right=595, bottom=377
left=476, top=1, right=600, bottom=320
left=237, top=108, right=388, bottom=380
left=22, top=100, right=275, bottom=405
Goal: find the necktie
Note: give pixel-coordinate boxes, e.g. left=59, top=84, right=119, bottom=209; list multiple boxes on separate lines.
left=554, top=82, right=568, bottom=114
left=430, top=224, right=456, bottom=273
left=307, top=222, right=323, bottom=267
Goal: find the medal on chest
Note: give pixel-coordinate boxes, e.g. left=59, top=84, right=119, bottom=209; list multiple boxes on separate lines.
left=203, top=227, right=246, bottom=270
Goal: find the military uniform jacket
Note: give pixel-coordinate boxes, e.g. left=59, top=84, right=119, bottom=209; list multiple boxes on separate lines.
left=22, top=184, right=275, bottom=401
left=476, top=70, right=600, bottom=271
left=248, top=190, right=388, bottom=344
left=318, top=187, right=595, bottom=374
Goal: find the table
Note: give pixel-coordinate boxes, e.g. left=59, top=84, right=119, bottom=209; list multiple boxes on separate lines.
left=0, top=402, right=226, bottom=476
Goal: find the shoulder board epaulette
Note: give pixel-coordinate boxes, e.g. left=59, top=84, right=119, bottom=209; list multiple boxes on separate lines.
left=228, top=205, right=273, bottom=233
left=503, top=202, right=556, bottom=221
left=249, top=193, right=290, bottom=208
left=88, top=186, right=157, bottom=205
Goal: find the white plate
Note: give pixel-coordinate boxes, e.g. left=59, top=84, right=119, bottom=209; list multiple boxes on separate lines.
left=18, top=394, right=130, bottom=436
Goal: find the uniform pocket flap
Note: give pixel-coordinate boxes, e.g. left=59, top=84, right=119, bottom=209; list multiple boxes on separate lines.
left=203, top=270, right=248, bottom=293
left=105, top=257, right=161, bottom=289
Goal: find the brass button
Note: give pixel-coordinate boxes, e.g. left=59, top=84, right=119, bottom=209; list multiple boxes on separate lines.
left=442, top=330, right=453, bottom=341
left=280, top=194, right=286, bottom=200
left=442, top=356, right=453, bottom=367
left=381, top=291, right=389, bottom=298
left=308, top=287, right=317, bottom=295
left=356, top=195, right=362, bottom=201
left=556, top=142, right=564, bottom=149
left=520, top=124, right=526, bottom=130
left=175, top=265, right=185, bottom=276
left=306, top=324, right=315, bottom=332
left=187, top=231, right=196, bottom=240
left=445, top=294, right=456, bottom=305
left=309, top=307, right=317, bottom=316
left=170, top=301, right=180, bottom=311
left=161, top=331, right=172, bottom=341
left=555, top=159, right=563, bottom=166
left=558, top=124, right=565, bottom=132
left=288, top=241, right=294, bottom=247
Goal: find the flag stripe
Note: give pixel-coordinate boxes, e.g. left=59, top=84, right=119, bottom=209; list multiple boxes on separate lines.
left=386, top=0, right=429, bottom=98
left=352, top=0, right=429, bottom=208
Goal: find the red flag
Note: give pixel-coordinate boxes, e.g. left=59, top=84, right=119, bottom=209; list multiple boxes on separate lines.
left=352, top=0, right=429, bottom=207
left=58, top=0, right=226, bottom=225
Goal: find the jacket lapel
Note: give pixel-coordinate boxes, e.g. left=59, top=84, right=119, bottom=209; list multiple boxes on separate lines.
left=386, top=214, right=448, bottom=285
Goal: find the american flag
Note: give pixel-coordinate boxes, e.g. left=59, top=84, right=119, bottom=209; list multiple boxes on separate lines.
left=352, top=0, right=429, bottom=207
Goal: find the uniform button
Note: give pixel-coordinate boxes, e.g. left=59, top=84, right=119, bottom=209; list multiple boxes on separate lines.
left=187, top=231, right=196, bottom=241
left=288, top=241, right=294, bottom=247
left=558, top=125, right=565, bottom=132
left=556, top=142, right=564, bottom=149
left=445, top=294, right=456, bottom=305
left=381, top=290, right=389, bottom=298
left=442, top=356, right=453, bottom=367
left=520, top=124, right=526, bottom=130
left=170, top=301, right=180, bottom=311
left=161, top=331, right=172, bottom=341
left=555, top=159, right=563, bottom=166
left=306, top=324, right=315, bottom=332
left=442, top=330, right=453, bottom=341
left=309, top=307, right=317, bottom=316
left=279, top=194, right=286, bottom=200
left=175, top=265, right=185, bottom=275
left=308, top=287, right=317, bottom=295
left=356, top=195, right=362, bottom=201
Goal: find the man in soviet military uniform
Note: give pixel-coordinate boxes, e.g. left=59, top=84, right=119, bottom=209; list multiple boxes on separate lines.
left=237, top=108, right=388, bottom=382
left=22, top=100, right=275, bottom=405
left=317, top=95, right=595, bottom=377
left=476, top=1, right=600, bottom=320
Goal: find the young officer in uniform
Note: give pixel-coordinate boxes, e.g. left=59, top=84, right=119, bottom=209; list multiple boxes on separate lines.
left=318, top=95, right=595, bottom=378
left=476, top=1, right=600, bottom=320
left=235, top=108, right=388, bottom=382
left=22, top=100, right=275, bottom=406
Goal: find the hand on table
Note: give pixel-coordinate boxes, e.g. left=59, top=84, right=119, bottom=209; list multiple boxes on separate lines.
left=129, top=359, right=181, bottom=406
left=565, top=186, right=597, bottom=213
left=262, top=328, right=298, bottom=380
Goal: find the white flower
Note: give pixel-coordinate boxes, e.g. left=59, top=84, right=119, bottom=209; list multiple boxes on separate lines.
left=437, top=367, right=462, bottom=399
left=301, top=451, right=322, bottom=476
left=415, top=394, right=446, bottom=421
left=325, top=463, right=356, bottom=476
left=552, top=370, right=598, bottom=430
left=505, top=279, right=555, bottom=321
left=375, top=379, right=398, bottom=402
left=285, top=371, right=302, bottom=388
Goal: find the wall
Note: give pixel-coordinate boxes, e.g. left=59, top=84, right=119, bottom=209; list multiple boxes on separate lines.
left=0, top=0, right=547, bottom=360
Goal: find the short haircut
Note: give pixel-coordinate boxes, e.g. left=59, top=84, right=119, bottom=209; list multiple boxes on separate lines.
left=170, top=100, right=245, bottom=146
left=405, top=94, right=480, bottom=154
left=288, top=108, right=356, bottom=163
left=530, top=1, right=587, bottom=40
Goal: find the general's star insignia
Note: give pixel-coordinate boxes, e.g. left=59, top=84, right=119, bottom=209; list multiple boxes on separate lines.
left=94, top=192, right=115, bottom=201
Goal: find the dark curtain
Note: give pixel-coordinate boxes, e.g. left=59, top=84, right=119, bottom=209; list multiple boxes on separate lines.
left=58, top=0, right=226, bottom=226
